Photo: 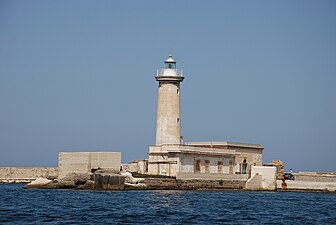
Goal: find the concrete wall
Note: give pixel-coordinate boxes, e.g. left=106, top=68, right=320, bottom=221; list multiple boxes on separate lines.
left=122, top=160, right=148, bottom=174
left=176, top=172, right=249, bottom=181
left=277, top=180, right=336, bottom=192
left=293, top=172, right=336, bottom=182
left=0, top=168, right=58, bottom=183
left=58, top=152, right=121, bottom=179
left=250, top=166, right=277, bottom=190
left=245, top=174, right=262, bottom=190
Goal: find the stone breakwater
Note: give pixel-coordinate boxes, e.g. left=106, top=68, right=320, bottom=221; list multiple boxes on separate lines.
left=0, top=168, right=58, bottom=184
left=23, top=170, right=248, bottom=191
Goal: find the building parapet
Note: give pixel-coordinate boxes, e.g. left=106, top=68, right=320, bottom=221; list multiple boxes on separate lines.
left=185, top=141, right=263, bottom=149
left=149, top=144, right=240, bottom=156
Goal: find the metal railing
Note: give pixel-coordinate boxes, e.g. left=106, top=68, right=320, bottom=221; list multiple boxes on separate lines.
left=156, top=69, right=183, bottom=77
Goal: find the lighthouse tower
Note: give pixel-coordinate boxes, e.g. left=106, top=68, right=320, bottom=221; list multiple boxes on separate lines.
left=155, top=54, right=184, bottom=145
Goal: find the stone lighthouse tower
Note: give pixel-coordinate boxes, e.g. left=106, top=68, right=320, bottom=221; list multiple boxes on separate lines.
left=155, top=54, right=184, bottom=145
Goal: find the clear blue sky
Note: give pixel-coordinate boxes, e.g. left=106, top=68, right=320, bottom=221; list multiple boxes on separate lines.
left=0, top=0, right=335, bottom=171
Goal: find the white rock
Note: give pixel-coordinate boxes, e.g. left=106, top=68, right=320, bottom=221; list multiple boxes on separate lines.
left=125, top=183, right=147, bottom=187
left=27, top=178, right=52, bottom=187
left=121, top=172, right=144, bottom=184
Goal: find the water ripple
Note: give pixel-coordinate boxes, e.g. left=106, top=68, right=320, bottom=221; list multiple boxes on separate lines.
left=0, top=185, right=336, bottom=224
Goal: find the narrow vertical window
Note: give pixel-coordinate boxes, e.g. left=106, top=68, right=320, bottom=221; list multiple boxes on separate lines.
left=177, top=118, right=180, bottom=124
left=218, top=161, right=223, bottom=173
left=177, top=88, right=179, bottom=95
left=205, top=160, right=210, bottom=173
left=242, top=159, right=247, bottom=174
left=229, top=160, right=234, bottom=174
left=195, top=160, right=201, bottom=172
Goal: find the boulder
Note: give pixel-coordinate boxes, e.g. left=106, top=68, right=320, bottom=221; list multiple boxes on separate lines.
left=25, top=178, right=53, bottom=189
left=77, top=180, right=94, bottom=190
left=121, top=172, right=144, bottom=184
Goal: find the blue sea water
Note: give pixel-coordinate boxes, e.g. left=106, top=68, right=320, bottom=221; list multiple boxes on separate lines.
left=0, top=184, right=335, bottom=225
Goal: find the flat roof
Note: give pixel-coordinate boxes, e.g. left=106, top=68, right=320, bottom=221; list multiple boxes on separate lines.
left=185, top=141, right=263, bottom=149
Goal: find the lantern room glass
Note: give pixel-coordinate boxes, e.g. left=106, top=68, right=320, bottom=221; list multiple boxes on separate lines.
left=165, top=62, right=176, bottom=69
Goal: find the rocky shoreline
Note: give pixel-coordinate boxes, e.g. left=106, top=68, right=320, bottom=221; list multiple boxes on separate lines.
left=20, top=169, right=247, bottom=191
left=2, top=169, right=336, bottom=193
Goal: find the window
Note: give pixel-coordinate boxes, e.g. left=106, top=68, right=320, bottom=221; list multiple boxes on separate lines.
left=177, top=118, right=180, bottom=124
left=205, top=160, right=210, bottom=173
left=218, top=161, right=223, bottom=173
left=195, top=160, right=201, bottom=172
left=229, top=160, right=233, bottom=174
left=242, top=159, right=247, bottom=174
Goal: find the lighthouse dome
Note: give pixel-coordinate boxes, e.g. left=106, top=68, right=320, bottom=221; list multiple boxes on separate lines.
left=165, top=54, right=176, bottom=63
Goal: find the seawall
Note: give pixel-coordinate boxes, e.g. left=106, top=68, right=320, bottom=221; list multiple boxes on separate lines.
left=0, top=168, right=58, bottom=183
left=277, top=172, right=336, bottom=193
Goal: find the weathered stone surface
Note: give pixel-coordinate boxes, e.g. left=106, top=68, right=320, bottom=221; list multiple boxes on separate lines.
left=177, top=179, right=245, bottom=190
left=0, top=168, right=58, bottom=183
left=57, top=180, right=77, bottom=189
left=124, top=177, right=247, bottom=190
left=77, top=180, right=94, bottom=190
left=93, top=174, right=125, bottom=190
left=61, top=172, right=91, bottom=181
left=143, top=178, right=178, bottom=190
left=58, top=152, right=121, bottom=179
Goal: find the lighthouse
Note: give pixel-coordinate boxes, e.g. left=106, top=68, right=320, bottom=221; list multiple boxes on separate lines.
left=147, top=55, right=263, bottom=177
left=155, top=54, right=184, bottom=145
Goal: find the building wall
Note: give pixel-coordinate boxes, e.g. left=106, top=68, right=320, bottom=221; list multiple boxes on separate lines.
left=235, top=149, right=263, bottom=174
left=249, top=166, right=277, bottom=190
left=122, top=160, right=148, bottom=174
left=176, top=172, right=249, bottom=181
left=58, top=152, right=121, bottom=179
left=181, top=155, right=235, bottom=174
left=148, top=145, right=263, bottom=177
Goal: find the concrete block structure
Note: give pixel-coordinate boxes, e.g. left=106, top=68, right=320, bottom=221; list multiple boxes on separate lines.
left=246, top=166, right=277, bottom=190
left=58, top=152, right=121, bottom=179
left=122, top=160, right=148, bottom=174
left=148, top=55, right=264, bottom=177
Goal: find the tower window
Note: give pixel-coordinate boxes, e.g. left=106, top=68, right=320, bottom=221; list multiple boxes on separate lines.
left=177, top=89, right=179, bottom=95
left=177, top=118, right=180, bottom=123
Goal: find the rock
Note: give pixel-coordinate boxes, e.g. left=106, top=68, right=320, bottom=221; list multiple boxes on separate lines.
left=57, top=173, right=91, bottom=189
left=121, top=172, right=144, bottom=184
left=25, top=178, right=53, bottom=189
left=93, top=174, right=125, bottom=190
left=61, top=173, right=91, bottom=181
left=77, top=180, right=94, bottom=190
left=125, top=183, right=147, bottom=187
left=57, top=180, right=77, bottom=189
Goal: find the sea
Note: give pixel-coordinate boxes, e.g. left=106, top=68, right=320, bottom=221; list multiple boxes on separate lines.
left=0, top=184, right=335, bottom=225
